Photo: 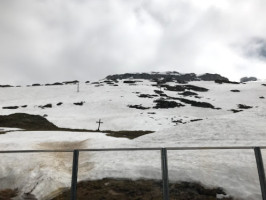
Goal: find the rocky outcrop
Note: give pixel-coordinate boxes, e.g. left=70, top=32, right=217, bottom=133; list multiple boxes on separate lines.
left=153, top=99, right=184, bottom=109
left=240, top=77, right=257, bottom=82
left=128, top=105, right=150, bottom=110
left=198, top=73, right=229, bottom=81
left=106, top=72, right=229, bottom=82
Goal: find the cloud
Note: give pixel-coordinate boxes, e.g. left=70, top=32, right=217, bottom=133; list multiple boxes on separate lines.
left=0, top=0, right=266, bottom=84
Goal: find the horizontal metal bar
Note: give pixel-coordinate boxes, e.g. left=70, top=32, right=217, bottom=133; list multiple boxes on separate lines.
left=0, top=150, right=74, bottom=153
left=1, top=146, right=266, bottom=153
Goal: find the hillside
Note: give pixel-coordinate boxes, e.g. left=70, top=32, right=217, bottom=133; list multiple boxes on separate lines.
left=0, top=72, right=266, bottom=200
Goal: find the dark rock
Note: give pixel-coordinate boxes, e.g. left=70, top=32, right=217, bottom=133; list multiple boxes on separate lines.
left=39, top=104, right=52, bottom=109
left=230, top=109, right=243, bottom=113
left=21, top=105, right=27, bottom=108
left=147, top=112, right=156, bottom=114
left=73, top=101, right=85, bottom=106
left=2, top=106, right=19, bottom=109
left=260, top=96, right=265, bottom=99
left=85, top=81, right=90, bottom=83
left=185, top=85, right=209, bottom=92
left=57, top=102, right=63, bottom=106
left=178, top=91, right=198, bottom=96
left=240, top=77, right=257, bottom=82
left=123, top=80, right=136, bottom=84
left=32, top=83, right=41, bottom=86
left=128, top=105, right=150, bottom=110
left=138, top=94, right=156, bottom=98
left=91, top=82, right=100, bottom=84
left=106, top=72, right=229, bottom=83
left=153, top=99, right=185, bottom=109
left=163, top=84, right=208, bottom=92
left=198, top=73, right=229, bottom=81
left=171, top=97, right=216, bottom=109
left=0, top=85, right=13, bottom=88
left=262, top=84, right=266, bottom=86
left=73, top=101, right=84, bottom=106
left=45, top=82, right=63, bottom=86
left=230, top=90, right=240, bottom=92
left=63, top=80, right=79, bottom=84
left=238, top=104, right=252, bottom=109
left=0, top=113, right=58, bottom=130
left=215, top=80, right=239, bottom=84
left=154, top=90, right=164, bottom=94
left=190, top=119, right=203, bottom=122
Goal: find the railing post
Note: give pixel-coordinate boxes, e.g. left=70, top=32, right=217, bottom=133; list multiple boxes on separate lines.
left=161, top=148, right=169, bottom=200
left=71, top=150, right=79, bottom=200
left=254, top=147, right=266, bottom=200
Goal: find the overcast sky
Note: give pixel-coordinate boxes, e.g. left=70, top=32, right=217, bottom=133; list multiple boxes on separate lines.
left=0, top=0, right=266, bottom=85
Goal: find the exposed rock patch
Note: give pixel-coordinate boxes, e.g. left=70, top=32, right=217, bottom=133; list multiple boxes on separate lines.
left=260, top=96, right=265, bottom=99
left=230, top=90, right=240, bottom=92
left=178, top=91, right=198, bottom=96
left=262, top=84, right=266, bottom=86
left=57, top=102, right=63, bottom=106
left=238, top=104, right=252, bottom=109
left=0, top=85, right=13, bottom=88
left=215, top=80, right=239, bottom=84
left=73, top=101, right=85, bottom=106
left=153, top=99, right=184, bottom=109
left=2, top=106, right=19, bottom=109
left=138, top=94, right=158, bottom=98
left=39, top=104, right=52, bottom=109
left=229, top=109, right=243, bottom=113
left=128, top=105, right=150, bottom=110
left=32, top=83, right=41, bottom=86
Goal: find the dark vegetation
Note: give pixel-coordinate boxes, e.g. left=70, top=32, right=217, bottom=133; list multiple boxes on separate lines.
left=0, top=113, right=152, bottom=139
left=51, top=178, right=233, bottom=200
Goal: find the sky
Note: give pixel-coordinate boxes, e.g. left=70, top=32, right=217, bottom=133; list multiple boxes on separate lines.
left=0, top=0, right=266, bottom=85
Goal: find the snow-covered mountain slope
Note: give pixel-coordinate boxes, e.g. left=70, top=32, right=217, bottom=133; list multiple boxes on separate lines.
left=0, top=77, right=266, bottom=200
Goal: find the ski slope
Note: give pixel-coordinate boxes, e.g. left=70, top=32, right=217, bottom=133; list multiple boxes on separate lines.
left=0, top=78, right=266, bottom=199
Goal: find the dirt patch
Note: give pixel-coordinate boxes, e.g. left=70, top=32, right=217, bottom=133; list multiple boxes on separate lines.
left=0, top=188, right=18, bottom=200
left=51, top=178, right=233, bottom=200
left=105, top=130, right=154, bottom=139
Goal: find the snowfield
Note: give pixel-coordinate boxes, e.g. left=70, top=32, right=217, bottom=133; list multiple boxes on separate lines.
left=0, top=79, right=266, bottom=199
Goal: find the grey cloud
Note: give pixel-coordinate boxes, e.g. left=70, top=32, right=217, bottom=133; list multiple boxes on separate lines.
left=1, top=0, right=266, bottom=85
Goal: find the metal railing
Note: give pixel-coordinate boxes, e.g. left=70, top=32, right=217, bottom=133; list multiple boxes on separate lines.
left=1, top=146, right=266, bottom=200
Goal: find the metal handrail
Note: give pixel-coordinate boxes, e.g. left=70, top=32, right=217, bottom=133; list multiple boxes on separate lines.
left=1, top=146, right=266, bottom=200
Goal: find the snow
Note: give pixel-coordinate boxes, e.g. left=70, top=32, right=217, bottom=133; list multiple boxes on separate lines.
left=0, top=80, right=266, bottom=199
